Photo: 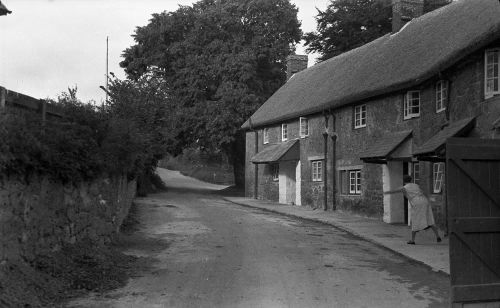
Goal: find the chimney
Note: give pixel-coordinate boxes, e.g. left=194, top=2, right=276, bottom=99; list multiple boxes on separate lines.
left=392, top=0, right=424, bottom=33
left=423, top=0, right=451, bottom=13
left=286, top=54, right=308, bottom=81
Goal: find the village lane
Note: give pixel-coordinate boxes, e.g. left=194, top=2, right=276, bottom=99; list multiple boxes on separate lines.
left=68, top=168, right=449, bottom=308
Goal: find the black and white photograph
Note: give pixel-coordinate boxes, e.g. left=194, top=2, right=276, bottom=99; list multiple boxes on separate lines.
left=1, top=0, right=500, bottom=307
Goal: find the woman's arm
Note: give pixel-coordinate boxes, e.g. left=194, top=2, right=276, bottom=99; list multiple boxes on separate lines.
left=384, top=186, right=404, bottom=195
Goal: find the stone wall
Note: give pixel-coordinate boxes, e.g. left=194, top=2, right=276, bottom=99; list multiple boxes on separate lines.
left=0, top=175, right=136, bottom=263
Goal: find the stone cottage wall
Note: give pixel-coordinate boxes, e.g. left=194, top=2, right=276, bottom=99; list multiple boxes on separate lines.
left=0, top=175, right=136, bottom=263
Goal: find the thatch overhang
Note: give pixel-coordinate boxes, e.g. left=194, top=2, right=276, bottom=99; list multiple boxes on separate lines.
left=251, top=139, right=299, bottom=164
left=413, top=117, right=476, bottom=161
left=360, top=130, right=413, bottom=164
left=242, top=0, right=500, bottom=130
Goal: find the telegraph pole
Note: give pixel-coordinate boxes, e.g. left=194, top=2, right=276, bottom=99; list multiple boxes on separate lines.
left=106, top=36, right=109, bottom=103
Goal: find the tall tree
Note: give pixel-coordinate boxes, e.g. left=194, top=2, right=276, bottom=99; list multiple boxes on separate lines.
left=304, top=0, right=392, bottom=62
left=120, top=0, right=302, bottom=187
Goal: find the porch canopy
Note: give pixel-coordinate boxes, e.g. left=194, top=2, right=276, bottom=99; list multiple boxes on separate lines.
left=251, top=139, right=299, bottom=164
left=413, top=117, right=476, bottom=161
left=359, top=130, right=413, bottom=164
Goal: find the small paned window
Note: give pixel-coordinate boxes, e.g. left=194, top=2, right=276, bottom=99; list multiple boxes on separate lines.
left=436, top=80, right=447, bottom=113
left=281, top=124, right=288, bottom=141
left=271, top=164, right=279, bottom=181
left=349, top=170, right=362, bottom=195
left=312, top=160, right=323, bottom=182
left=300, top=117, right=309, bottom=138
left=354, top=105, right=367, bottom=128
left=412, top=162, right=420, bottom=185
left=403, top=91, right=420, bottom=119
left=263, top=128, right=269, bottom=144
left=485, top=49, right=500, bottom=98
left=433, top=162, right=445, bottom=193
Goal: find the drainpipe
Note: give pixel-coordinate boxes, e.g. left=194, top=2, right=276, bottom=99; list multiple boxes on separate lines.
left=254, top=130, right=259, bottom=199
left=330, top=112, right=337, bottom=211
left=249, top=118, right=259, bottom=199
left=323, top=113, right=329, bottom=211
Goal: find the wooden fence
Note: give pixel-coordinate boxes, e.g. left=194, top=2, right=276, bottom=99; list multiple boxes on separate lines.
left=0, top=86, right=64, bottom=122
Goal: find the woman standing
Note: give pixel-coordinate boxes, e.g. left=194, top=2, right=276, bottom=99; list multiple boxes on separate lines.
left=384, top=175, right=442, bottom=245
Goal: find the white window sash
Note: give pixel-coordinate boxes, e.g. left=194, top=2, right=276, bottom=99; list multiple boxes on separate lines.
left=300, top=117, right=309, bottom=137
left=349, top=171, right=356, bottom=194
left=485, top=49, right=500, bottom=98
left=436, top=81, right=447, bottom=113
left=354, top=105, right=366, bottom=128
left=312, top=161, right=323, bottom=182
left=263, top=128, right=269, bottom=144
left=433, top=163, right=444, bottom=193
left=281, top=124, right=288, bottom=141
left=404, top=91, right=420, bottom=119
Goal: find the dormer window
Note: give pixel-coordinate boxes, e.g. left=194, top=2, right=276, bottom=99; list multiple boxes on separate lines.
left=485, top=49, right=500, bottom=98
left=403, top=91, right=420, bottom=120
left=436, top=80, right=448, bottom=113
left=281, top=123, right=288, bottom=141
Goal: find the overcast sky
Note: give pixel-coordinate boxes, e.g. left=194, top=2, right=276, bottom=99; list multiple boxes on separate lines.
left=0, top=0, right=329, bottom=103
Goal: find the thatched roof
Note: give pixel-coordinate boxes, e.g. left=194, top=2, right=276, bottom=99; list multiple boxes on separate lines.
left=243, top=0, right=500, bottom=130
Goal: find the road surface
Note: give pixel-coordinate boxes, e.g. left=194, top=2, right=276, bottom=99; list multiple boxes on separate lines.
left=69, top=168, right=449, bottom=308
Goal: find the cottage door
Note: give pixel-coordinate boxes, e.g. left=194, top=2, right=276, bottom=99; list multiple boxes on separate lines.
left=446, top=138, right=500, bottom=307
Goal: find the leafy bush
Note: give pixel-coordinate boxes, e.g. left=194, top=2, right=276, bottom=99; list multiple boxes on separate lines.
left=0, top=83, right=170, bottom=184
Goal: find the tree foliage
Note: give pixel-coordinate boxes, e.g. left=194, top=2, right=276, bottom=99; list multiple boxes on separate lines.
left=120, top=0, right=302, bottom=186
left=304, top=0, right=392, bottom=62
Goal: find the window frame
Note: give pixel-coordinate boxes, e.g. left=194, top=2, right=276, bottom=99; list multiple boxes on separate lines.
left=281, top=123, right=288, bottom=141
left=435, top=80, right=447, bottom=113
left=299, top=117, right=309, bottom=138
left=433, top=162, right=445, bottom=193
left=485, top=49, right=500, bottom=98
left=403, top=90, right=421, bottom=120
left=348, top=170, right=362, bottom=195
left=311, top=160, right=323, bottom=182
left=263, top=127, right=269, bottom=144
left=354, top=104, right=367, bottom=129
left=412, top=162, right=420, bottom=185
left=271, top=164, right=279, bottom=181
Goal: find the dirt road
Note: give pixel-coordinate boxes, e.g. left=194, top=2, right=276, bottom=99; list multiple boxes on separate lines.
left=68, top=168, right=449, bottom=308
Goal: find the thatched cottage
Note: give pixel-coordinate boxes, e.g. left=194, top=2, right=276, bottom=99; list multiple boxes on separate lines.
left=242, top=0, right=500, bottom=229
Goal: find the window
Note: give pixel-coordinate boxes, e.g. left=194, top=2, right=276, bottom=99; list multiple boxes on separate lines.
left=339, top=169, right=361, bottom=195
left=271, top=164, right=279, bottom=181
left=354, top=105, right=367, bottom=128
left=433, top=162, right=445, bottom=193
left=412, top=162, right=420, bottom=185
left=349, top=170, right=362, bottom=194
left=281, top=123, right=288, bottom=141
left=263, top=128, right=269, bottom=144
left=403, top=91, right=420, bottom=119
left=300, top=117, right=309, bottom=138
left=436, top=80, right=447, bottom=113
left=485, top=49, right=500, bottom=98
left=312, top=160, right=323, bottom=182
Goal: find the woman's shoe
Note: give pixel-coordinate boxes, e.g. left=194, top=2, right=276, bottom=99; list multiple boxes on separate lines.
left=407, top=241, right=415, bottom=245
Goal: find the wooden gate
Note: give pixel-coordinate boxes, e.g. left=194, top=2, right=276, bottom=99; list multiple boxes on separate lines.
left=446, top=138, right=500, bottom=307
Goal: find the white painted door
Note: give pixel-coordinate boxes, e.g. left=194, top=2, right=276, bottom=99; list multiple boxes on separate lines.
left=278, top=161, right=296, bottom=205
left=382, top=161, right=404, bottom=223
